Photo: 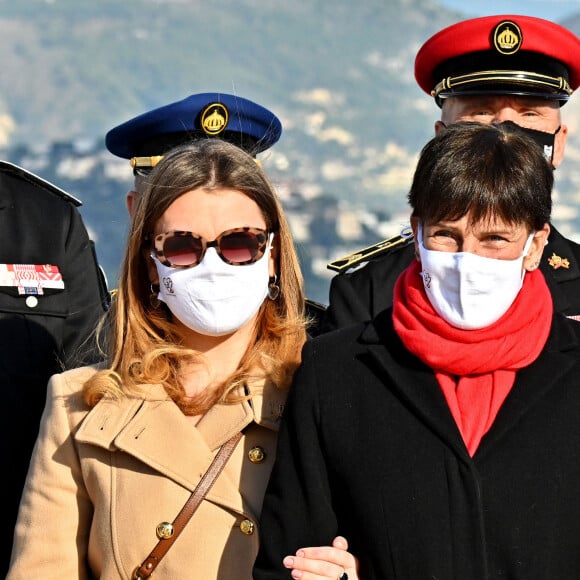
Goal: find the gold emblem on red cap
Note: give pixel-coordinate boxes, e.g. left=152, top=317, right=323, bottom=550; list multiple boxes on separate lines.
left=493, top=20, right=522, bottom=55
left=201, top=103, right=229, bottom=136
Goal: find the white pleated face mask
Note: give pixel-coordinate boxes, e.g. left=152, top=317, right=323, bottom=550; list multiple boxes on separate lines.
left=417, top=224, right=534, bottom=330
left=152, top=234, right=273, bottom=337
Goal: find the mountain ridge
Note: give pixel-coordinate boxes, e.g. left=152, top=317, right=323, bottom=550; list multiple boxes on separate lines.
left=2, top=1, right=580, bottom=303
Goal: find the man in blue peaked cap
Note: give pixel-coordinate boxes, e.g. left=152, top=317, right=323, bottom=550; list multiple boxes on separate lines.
left=106, top=92, right=283, bottom=216
left=105, top=92, right=328, bottom=329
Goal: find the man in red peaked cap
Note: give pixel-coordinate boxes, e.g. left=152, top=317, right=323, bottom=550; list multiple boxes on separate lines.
left=322, top=14, right=580, bottom=333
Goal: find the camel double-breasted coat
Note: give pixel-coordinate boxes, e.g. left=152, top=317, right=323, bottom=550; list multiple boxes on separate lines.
left=9, top=365, right=286, bottom=579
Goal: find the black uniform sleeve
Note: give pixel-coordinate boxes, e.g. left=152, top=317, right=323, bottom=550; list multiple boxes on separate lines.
left=323, top=270, right=374, bottom=331
left=60, top=204, right=110, bottom=367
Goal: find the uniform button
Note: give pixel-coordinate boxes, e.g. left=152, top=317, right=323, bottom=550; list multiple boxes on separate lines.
left=240, top=519, right=255, bottom=535
left=248, top=446, right=266, bottom=463
left=25, top=296, right=39, bottom=308
left=156, top=522, right=174, bottom=539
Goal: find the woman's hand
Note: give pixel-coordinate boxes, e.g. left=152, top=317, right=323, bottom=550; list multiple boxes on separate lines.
left=282, top=535, right=359, bottom=580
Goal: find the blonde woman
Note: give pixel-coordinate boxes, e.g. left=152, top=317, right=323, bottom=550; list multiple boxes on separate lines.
left=8, top=140, right=357, bottom=580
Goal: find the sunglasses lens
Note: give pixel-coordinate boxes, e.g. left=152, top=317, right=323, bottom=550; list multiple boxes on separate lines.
left=163, top=234, right=204, bottom=267
left=220, top=230, right=267, bottom=264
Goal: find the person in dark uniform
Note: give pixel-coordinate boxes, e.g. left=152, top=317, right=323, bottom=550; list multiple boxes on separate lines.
left=2, top=162, right=110, bottom=577
left=323, top=15, right=580, bottom=332
left=105, top=91, right=328, bottom=333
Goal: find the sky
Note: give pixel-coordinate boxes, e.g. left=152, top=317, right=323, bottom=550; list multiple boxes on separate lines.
left=437, top=0, right=580, bottom=22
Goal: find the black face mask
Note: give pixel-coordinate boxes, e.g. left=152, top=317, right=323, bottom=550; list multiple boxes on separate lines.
left=515, top=124, right=561, bottom=167
left=440, top=121, right=561, bottom=167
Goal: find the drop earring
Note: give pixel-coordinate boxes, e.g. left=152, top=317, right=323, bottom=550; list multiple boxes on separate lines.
left=267, top=275, right=280, bottom=300
left=149, top=283, right=161, bottom=308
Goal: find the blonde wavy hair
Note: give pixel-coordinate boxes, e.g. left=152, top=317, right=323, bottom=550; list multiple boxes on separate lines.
left=84, top=139, right=308, bottom=415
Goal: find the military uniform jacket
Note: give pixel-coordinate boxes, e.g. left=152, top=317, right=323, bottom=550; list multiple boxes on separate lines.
left=254, top=310, right=580, bottom=579
left=322, top=225, right=580, bottom=332
left=0, top=161, right=109, bottom=577
left=8, top=365, right=286, bottom=579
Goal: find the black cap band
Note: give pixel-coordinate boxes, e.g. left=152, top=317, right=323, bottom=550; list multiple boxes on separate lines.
left=128, top=130, right=260, bottom=158
left=432, top=50, right=572, bottom=102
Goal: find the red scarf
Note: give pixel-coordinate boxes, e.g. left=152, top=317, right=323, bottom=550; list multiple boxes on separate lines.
left=392, top=260, right=553, bottom=456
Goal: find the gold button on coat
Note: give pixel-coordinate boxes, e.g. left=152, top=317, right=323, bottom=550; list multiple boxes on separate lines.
left=156, top=521, right=174, bottom=539
left=240, top=519, right=255, bottom=535
left=248, top=446, right=266, bottom=463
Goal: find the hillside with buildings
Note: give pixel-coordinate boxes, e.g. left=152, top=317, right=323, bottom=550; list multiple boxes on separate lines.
left=2, top=0, right=580, bottom=302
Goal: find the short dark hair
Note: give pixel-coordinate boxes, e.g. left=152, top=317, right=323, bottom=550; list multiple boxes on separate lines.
left=408, top=121, right=553, bottom=231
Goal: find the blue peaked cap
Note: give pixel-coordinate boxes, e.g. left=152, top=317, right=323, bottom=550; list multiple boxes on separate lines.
left=105, top=92, right=282, bottom=160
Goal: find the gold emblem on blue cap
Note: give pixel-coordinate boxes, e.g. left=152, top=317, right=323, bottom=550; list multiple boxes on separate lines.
left=493, top=21, right=522, bottom=55
left=201, top=103, right=229, bottom=136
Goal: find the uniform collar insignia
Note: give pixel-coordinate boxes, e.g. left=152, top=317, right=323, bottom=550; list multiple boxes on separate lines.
left=548, top=252, right=571, bottom=270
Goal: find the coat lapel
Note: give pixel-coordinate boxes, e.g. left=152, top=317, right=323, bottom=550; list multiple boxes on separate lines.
left=75, top=384, right=254, bottom=514
left=362, top=310, right=580, bottom=462
left=477, top=314, right=580, bottom=455
left=361, top=311, right=471, bottom=462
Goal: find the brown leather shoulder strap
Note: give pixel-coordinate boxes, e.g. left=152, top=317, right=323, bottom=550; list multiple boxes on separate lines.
left=133, top=432, right=243, bottom=579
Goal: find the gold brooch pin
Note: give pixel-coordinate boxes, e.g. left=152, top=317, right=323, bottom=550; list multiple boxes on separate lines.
left=548, top=253, right=570, bottom=270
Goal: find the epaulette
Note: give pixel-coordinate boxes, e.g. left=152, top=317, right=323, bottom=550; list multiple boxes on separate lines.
left=0, top=160, right=82, bottom=206
left=327, top=225, right=414, bottom=273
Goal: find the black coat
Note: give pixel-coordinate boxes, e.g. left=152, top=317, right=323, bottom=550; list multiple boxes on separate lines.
left=254, top=310, right=580, bottom=579
left=0, top=162, right=110, bottom=576
left=322, top=225, right=580, bottom=332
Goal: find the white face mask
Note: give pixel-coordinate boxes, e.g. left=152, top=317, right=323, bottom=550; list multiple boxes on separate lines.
left=417, top=224, right=534, bottom=330
left=152, top=234, right=272, bottom=337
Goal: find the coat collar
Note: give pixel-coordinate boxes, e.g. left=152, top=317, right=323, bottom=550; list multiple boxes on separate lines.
left=359, top=309, right=580, bottom=463
left=541, top=226, right=580, bottom=314
left=360, top=311, right=471, bottom=460
left=543, top=226, right=580, bottom=284
left=476, top=313, right=580, bottom=459
left=74, top=378, right=286, bottom=502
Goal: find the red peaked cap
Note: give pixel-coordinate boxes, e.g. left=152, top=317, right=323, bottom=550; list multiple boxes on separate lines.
left=415, top=15, right=580, bottom=107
